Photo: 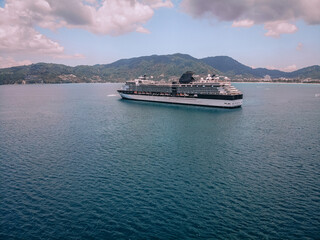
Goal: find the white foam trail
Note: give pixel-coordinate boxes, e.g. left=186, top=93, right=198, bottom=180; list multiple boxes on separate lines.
left=315, top=93, right=320, bottom=98
left=107, top=94, right=117, bottom=97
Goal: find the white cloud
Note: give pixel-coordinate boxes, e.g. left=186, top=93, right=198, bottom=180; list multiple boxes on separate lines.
left=0, top=0, right=173, bottom=36
left=84, top=0, right=155, bottom=35
left=0, top=1, right=65, bottom=55
left=266, top=64, right=298, bottom=72
left=84, top=0, right=96, bottom=3
left=232, top=19, right=254, bottom=28
left=0, top=56, right=32, bottom=69
left=142, top=0, right=173, bottom=9
left=136, top=26, right=151, bottom=34
left=0, top=0, right=173, bottom=67
left=296, top=42, right=303, bottom=51
left=266, top=66, right=277, bottom=70
left=181, top=0, right=320, bottom=37
left=53, top=53, right=86, bottom=59
left=81, top=0, right=172, bottom=35
left=282, top=64, right=298, bottom=72
left=264, top=21, right=298, bottom=38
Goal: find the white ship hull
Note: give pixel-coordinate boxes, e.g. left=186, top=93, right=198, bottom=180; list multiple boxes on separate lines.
left=119, top=93, right=242, bottom=108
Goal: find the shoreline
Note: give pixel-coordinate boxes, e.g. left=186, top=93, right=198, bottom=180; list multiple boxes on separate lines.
left=232, top=81, right=320, bottom=85
left=1, top=81, right=320, bottom=86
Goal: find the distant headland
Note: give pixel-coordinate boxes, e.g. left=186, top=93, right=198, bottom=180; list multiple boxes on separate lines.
left=0, top=53, right=319, bottom=85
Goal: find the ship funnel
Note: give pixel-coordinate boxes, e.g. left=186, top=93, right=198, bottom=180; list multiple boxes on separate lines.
left=179, top=71, right=195, bottom=84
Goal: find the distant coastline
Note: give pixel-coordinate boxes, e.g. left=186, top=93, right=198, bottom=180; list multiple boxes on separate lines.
left=1, top=80, right=319, bottom=86
left=1, top=53, right=319, bottom=85
left=232, top=80, right=320, bottom=84
left=232, top=81, right=320, bottom=84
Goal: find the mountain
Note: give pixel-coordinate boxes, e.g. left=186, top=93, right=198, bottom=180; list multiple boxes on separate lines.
left=201, top=56, right=253, bottom=77
left=0, top=54, right=319, bottom=85
left=200, top=56, right=284, bottom=78
left=200, top=56, right=320, bottom=79
left=87, top=53, right=219, bottom=81
left=286, top=65, right=320, bottom=79
left=0, top=63, right=75, bottom=85
left=0, top=54, right=219, bottom=84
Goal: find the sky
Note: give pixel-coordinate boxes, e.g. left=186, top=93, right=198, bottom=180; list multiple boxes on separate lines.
left=0, top=0, right=320, bottom=71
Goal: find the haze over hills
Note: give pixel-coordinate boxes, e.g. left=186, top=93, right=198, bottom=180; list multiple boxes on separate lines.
left=201, top=56, right=320, bottom=79
left=0, top=54, right=319, bottom=85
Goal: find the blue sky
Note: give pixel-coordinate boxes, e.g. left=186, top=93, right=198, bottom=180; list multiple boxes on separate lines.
left=0, top=0, right=319, bottom=71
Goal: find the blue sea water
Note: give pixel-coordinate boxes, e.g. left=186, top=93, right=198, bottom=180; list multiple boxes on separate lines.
left=0, top=83, right=319, bottom=239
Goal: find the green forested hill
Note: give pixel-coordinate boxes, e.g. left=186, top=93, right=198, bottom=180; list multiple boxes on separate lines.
left=0, top=63, right=75, bottom=84
left=0, top=54, right=319, bottom=85
left=200, top=56, right=320, bottom=79
left=88, top=54, right=219, bottom=81
left=0, top=54, right=218, bottom=84
left=286, top=65, right=320, bottom=79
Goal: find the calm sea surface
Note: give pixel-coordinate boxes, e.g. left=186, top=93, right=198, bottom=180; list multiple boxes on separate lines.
left=0, top=83, right=319, bottom=239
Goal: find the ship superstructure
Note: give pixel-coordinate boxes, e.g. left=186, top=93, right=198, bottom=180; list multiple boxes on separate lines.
left=117, top=71, right=243, bottom=108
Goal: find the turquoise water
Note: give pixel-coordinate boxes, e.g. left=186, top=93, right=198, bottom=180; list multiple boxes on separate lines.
left=0, top=83, right=319, bottom=239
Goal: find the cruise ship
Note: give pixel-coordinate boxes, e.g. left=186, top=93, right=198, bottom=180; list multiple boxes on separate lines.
left=117, top=71, right=243, bottom=108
